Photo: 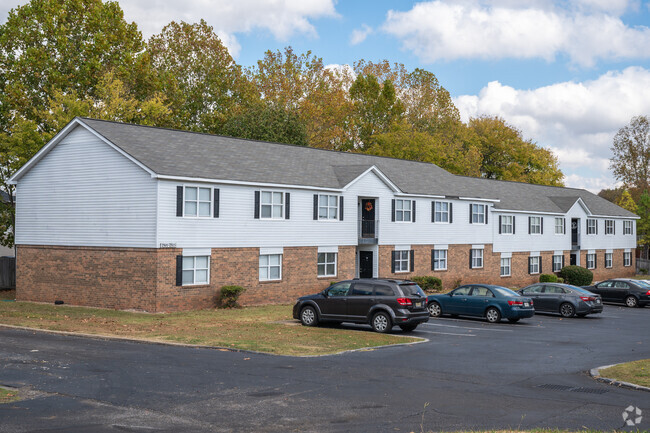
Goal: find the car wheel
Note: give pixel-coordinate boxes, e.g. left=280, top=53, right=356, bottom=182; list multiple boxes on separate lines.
left=300, top=306, right=319, bottom=327
left=428, top=301, right=442, bottom=317
left=399, top=324, right=418, bottom=332
left=625, top=295, right=639, bottom=308
left=508, top=318, right=520, bottom=323
left=371, top=311, right=392, bottom=333
left=560, top=303, right=575, bottom=318
left=485, top=307, right=501, bottom=323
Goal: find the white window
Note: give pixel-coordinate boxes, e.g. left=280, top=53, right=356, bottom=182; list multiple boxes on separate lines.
left=433, top=250, right=447, bottom=270
left=318, top=194, right=338, bottom=220
left=471, top=249, right=483, bottom=269
left=184, top=186, right=212, bottom=217
left=624, top=221, right=633, bottom=235
left=605, top=220, right=614, bottom=235
left=555, top=218, right=565, bottom=234
left=624, top=252, right=631, bottom=267
left=529, top=256, right=540, bottom=274
left=552, top=255, right=563, bottom=272
left=395, top=200, right=413, bottom=222
left=259, top=254, right=282, bottom=281
left=500, top=216, right=513, bottom=234
left=433, top=201, right=450, bottom=223
left=529, top=216, right=541, bottom=234
left=393, top=250, right=410, bottom=272
left=317, top=252, right=337, bottom=277
left=471, top=204, right=486, bottom=224
left=605, top=253, right=613, bottom=268
left=587, top=219, right=597, bottom=235
left=260, top=191, right=284, bottom=219
left=182, top=256, right=210, bottom=285
left=500, top=258, right=511, bottom=277
left=586, top=253, right=595, bottom=269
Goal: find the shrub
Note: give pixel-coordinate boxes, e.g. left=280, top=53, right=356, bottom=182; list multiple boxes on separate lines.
left=640, top=268, right=648, bottom=275
left=558, top=266, right=593, bottom=286
left=411, top=276, right=443, bottom=293
left=556, top=277, right=564, bottom=283
left=217, top=285, right=246, bottom=308
left=539, top=274, right=558, bottom=283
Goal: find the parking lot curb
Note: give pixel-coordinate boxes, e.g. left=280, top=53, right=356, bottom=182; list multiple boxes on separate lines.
left=0, top=323, right=428, bottom=358
left=590, top=363, right=650, bottom=392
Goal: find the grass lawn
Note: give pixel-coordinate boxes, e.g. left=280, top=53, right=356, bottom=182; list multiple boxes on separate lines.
left=0, top=387, right=20, bottom=404
left=0, top=300, right=421, bottom=356
left=598, top=359, right=650, bottom=387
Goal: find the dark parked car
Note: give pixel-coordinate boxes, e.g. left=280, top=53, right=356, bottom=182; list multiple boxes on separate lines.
left=427, top=284, right=534, bottom=323
left=293, top=279, right=430, bottom=333
left=583, top=278, right=650, bottom=308
left=517, top=283, right=602, bottom=317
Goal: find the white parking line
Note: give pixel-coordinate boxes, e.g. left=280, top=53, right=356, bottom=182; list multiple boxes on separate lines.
left=423, top=322, right=514, bottom=332
left=415, top=330, right=476, bottom=337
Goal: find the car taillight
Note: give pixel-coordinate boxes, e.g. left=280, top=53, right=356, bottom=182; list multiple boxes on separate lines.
left=580, top=296, right=596, bottom=302
left=646, top=290, right=650, bottom=296
left=508, top=300, right=523, bottom=306
left=396, top=297, right=412, bottom=306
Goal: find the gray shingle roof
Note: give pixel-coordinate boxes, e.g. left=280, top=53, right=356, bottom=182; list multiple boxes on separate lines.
left=78, top=118, right=635, bottom=218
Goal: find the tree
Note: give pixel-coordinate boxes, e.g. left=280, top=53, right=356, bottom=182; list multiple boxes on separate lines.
left=469, top=116, right=564, bottom=186
left=598, top=187, right=624, bottom=204
left=610, top=115, right=650, bottom=193
left=617, top=190, right=638, bottom=214
left=147, top=20, right=249, bottom=133
left=221, top=103, right=308, bottom=146
left=638, top=191, right=650, bottom=247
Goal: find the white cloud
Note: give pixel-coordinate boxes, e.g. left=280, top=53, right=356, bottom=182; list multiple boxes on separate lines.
left=382, top=0, right=650, bottom=66
left=563, top=174, right=621, bottom=193
left=454, top=66, right=650, bottom=191
left=350, top=24, right=373, bottom=45
left=1, top=0, right=338, bottom=58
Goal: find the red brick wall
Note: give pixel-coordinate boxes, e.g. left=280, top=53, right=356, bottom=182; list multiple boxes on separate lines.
left=580, top=249, right=636, bottom=282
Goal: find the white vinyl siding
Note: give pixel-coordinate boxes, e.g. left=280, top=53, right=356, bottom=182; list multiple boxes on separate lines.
left=500, top=257, right=511, bottom=277
left=182, top=256, right=209, bottom=285
left=317, top=252, right=337, bottom=277
left=15, top=126, right=157, bottom=247
left=259, top=254, right=282, bottom=281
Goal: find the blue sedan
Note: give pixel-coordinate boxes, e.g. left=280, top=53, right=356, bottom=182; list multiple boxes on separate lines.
left=427, top=284, right=535, bottom=323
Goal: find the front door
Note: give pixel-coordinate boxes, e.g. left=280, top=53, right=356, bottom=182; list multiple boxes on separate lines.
left=570, top=253, right=577, bottom=266
left=361, top=199, right=375, bottom=238
left=359, top=251, right=373, bottom=278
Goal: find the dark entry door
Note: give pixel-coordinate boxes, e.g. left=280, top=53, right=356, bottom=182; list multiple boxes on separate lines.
left=570, top=253, right=577, bottom=266
left=359, top=251, right=373, bottom=278
left=361, top=199, right=375, bottom=238
left=571, top=218, right=579, bottom=244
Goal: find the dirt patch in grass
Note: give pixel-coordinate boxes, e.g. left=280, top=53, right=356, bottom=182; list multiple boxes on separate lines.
left=0, top=301, right=421, bottom=356
left=599, top=359, right=650, bottom=387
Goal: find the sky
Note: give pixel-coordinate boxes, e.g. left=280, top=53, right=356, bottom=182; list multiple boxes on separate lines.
left=2, top=0, right=650, bottom=193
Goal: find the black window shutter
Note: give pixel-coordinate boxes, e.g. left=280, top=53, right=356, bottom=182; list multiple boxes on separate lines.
left=391, top=251, right=396, bottom=273
left=562, top=255, right=565, bottom=268
left=528, top=217, right=531, bottom=234
left=213, top=188, right=219, bottom=218
left=176, top=186, right=183, bottom=217
left=499, top=216, right=502, bottom=234
left=449, top=203, right=453, bottom=223
left=469, top=204, right=473, bottom=224
left=431, top=201, right=435, bottom=222
left=539, top=257, right=542, bottom=274
left=513, top=216, right=516, bottom=234
left=528, top=257, right=532, bottom=274
left=541, top=217, right=544, bottom=234
left=391, top=199, right=396, bottom=222
left=176, top=255, right=183, bottom=286
left=594, top=253, right=597, bottom=268
left=596, top=220, right=598, bottom=235
left=339, top=196, right=344, bottom=221
left=254, top=191, right=260, bottom=219
left=613, top=221, right=616, bottom=235
left=285, top=193, right=290, bottom=219
left=313, top=194, right=318, bottom=220
left=431, top=249, right=435, bottom=271
left=469, top=249, right=473, bottom=269
left=410, top=250, right=415, bottom=272
left=563, top=218, right=566, bottom=234
left=484, top=206, right=488, bottom=224
left=412, top=201, right=416, bottom=222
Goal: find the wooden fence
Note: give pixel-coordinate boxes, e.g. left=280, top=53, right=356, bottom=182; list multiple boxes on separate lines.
left=0, top=256, right=15, bottom=289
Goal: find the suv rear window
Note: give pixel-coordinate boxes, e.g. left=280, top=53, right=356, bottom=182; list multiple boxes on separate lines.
left=398, top=283, right=425, bottom=297
left=351, top=283, right=373, bottom=296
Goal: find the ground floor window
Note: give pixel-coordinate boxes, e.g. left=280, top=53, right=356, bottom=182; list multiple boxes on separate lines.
left=552, top=255, right=563, bottom=272
left=586, top=253, right=596, bottom=269
left=317, top=252, right=337, bottom=277
left=528, top=256, right=540, bottom=274
left=182, top=256, right=210, bottom=285
left=259, top=254, right=282, bottom=281
left=470, top=249, right=483, bottom=269
left=432, top=249, right=447, bottom=270
left=624, top=252, right=631, bottom=267
left=394, top=250, right=410, bottom=272
left=500, top=258, right=511, bottom=277
left=605, top=253, right=613, bottom=268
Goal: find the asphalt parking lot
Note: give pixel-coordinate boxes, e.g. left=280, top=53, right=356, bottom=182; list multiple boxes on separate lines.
left=1, top=303, right=649, bottom=432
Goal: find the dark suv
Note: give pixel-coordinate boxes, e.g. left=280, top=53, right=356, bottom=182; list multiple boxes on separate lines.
left=292, top=278, right=429, bottom=333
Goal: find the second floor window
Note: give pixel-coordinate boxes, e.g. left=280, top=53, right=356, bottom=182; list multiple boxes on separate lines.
left=555, top=218, right=565, bottom=234
left=500, top=215, right=513, bottom=234
left=470, top=204, right=486, bottom=224
left=184, top=186, right=212, bottom=217
left=318, top=194, right=339, bottom=220
left=433, top=201, right=450, bottom=223
left=587, top=219, right=597, bottom=235
left=605, top=220, right=614, bottom=235
left=529, top=216, right=542, bottom=234
left=394, top=199, right=414, bottom=222
left=261, top=191, right=284, bottom=219
left=624, top=221, right=633, bottom=235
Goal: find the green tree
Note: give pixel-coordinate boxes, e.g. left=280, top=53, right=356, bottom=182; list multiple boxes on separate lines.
left=637, top=191, right=650, bottom=248
left=147, top=20, right=249, bottom=133
left=610, top=115, right=650, bottom=193
left=221, top=103, right=308, bottom=146
left=598, top=187, right=625, bottom=204
left=469, top=116, right=564, bottom=186
left=617, top=190, right=638, bottom=214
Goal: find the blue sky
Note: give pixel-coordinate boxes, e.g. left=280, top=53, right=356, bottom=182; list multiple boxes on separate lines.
left=2, top=0, right=650, bottom=192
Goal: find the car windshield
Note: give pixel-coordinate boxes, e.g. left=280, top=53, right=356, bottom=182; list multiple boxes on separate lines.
left=400, top=283, right=425, bottom=297
left=635, top=280, right=650, bottom=288
left=492, top=287, right=520, bottom=297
